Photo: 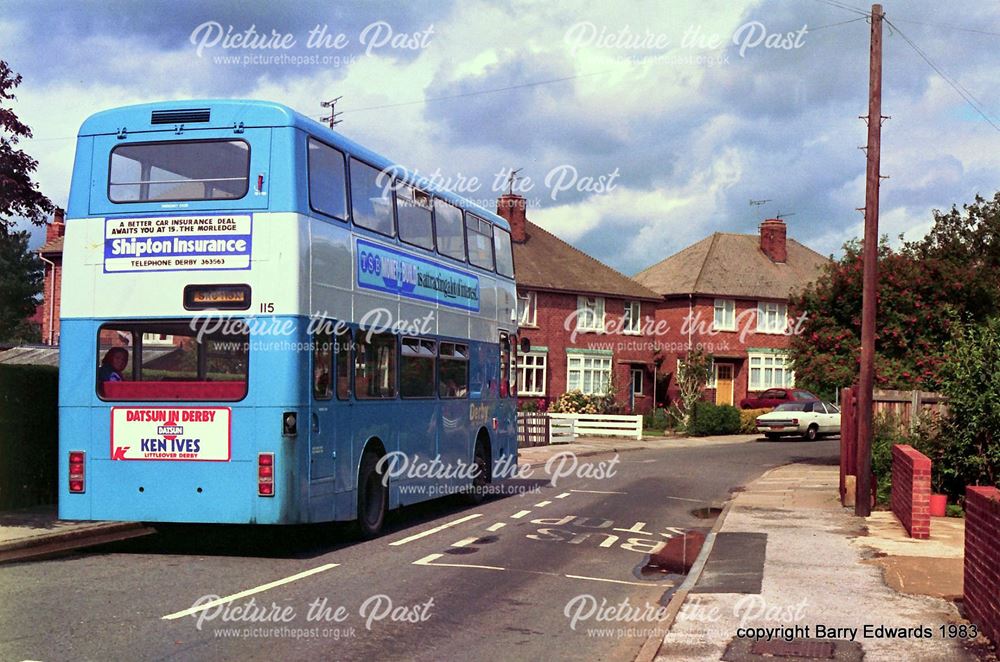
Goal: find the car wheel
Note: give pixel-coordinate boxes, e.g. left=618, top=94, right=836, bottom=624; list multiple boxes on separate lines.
left=765, top=433, right=780, bottom=440
left=356, top=450, right=388, bottom=539
left=804, top=425, right=819, bottom=441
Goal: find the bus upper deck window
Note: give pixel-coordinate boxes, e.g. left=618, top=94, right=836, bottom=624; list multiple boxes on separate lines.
left=350, top=158, right=395, bottom=238
left=308, top=138, right=348, bottom=221
left=434, top=199, right=466, bottom=261
left=109, top=140, right=250, bottom=203
left=465, top=214, right=495, bottom=271
left=397, top=184, right=433, bottom=250
left=494, top=227, right=514, bottom=278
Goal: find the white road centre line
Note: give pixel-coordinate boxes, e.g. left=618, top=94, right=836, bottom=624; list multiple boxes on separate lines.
left=534, top=500, right=552, bottom=507
left=664, top=495, right=703, bottom=503
left=564, top=574, right=664, bottom=587
left=451, top=536, right=479, bottom=548
left=161, top=563, right=339, bottom=620
left=389, top=513, right=483, bottom=546
left=555, top=492, right=572, bottom=499
left=510, top=510, right=532, bottom=519
left=486, top=522, right=507, bottom=532
left=413, top=553, right=505, bottom=571
left=569, top=489, right=627, bottom=495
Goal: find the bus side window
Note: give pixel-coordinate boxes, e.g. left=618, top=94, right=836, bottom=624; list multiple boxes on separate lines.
left=509, top=335, right=517, bottom=397
left=313, top=326, right=333, bottom=400
left=397, top=184, right=434, bottom=250
left=356, top=331, right=397, bottom=399
left=350, top=158, right=395, bottom=238
left=434, top=199, right=466, bottom=262
left=439, top=342, right=469, bottom=398
left=465, top=213, right=495, bottom=271
left=400, top=337, right=436, bottom=398
left=307, top=138, right=348, bottom=221
left=494, top=227, right=514, bottom=279
left=335, top=328, right=352, bottom=400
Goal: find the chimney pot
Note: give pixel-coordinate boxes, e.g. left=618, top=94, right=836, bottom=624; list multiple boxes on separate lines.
left=760, top=218, right=787, bottom=263
left=46, top=208, right=66, bottom=243
left=496, top=194, right=527, bottom=242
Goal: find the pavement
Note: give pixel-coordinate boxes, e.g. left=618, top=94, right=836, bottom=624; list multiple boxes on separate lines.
left=0, top=433, right=759, bottom=562
left=650, top=462, right=974, bottom=662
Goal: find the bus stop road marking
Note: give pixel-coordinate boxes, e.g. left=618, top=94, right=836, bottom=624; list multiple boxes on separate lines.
left=161, top=563, right=340, bottom=621
left=451, top=537, right=479, bottom=548
left=534, top=500, right=552, bottom=507
left=486, top=522, right=506, bottom=532
left=413, top=553, right=505, bottom=571
left=555, top=492, right=571, bottom=499
left=664, top=495, right=703, bottom=503
left=510, top=510, right=532, bottom=519
left=388, top=513, right=483, bottom=546
left=412, top=554, right=667, bottom=588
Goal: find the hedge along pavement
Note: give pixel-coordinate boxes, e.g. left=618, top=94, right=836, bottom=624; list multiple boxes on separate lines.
left=0, top=364, right=59, bottom=510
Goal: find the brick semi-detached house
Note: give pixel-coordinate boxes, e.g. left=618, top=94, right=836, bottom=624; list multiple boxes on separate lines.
left=37, top=209, right=66, bottom=345
left=496, top=194, right=663, bottom=414
left=633, top=218, right=830, bottom=407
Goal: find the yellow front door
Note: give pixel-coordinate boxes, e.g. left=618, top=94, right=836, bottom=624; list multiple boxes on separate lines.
left=715, top=364, right=734, bottom=406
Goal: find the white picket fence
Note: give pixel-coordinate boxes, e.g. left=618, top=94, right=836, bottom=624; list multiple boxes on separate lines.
left=546, top=413, right=643, bottom=441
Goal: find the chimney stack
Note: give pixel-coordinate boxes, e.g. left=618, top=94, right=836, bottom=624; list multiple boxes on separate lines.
left=759, top=218, right=787, bottom=263
left=45, top=208, right=65, bottom=243
left=496, top=193, right=527, bottom=243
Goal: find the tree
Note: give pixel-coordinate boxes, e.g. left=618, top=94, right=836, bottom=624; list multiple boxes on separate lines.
left=671, top=349, right=712, bottom=430
left=789, top=194, right=1000, bottom=396
left=1, top=60, right=54, bottom=231
left=0, top=230, right=43, bottom=343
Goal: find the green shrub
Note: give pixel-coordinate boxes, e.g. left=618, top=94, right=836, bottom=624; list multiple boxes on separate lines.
left=739, top=408, right=772, bottom=433
left=643, top=407, right=679, bottom=433
left=688, top=401, right=741, bottom=436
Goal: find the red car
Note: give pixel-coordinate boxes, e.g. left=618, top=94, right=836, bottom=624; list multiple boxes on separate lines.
left=740, top=388, right=818, bottom=410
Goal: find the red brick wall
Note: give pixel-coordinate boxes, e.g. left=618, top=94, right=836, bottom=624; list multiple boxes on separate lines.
left=39, top=258, right=62, bottom=345
left=517, top=290, right=660, bottom=413
left=890, top=444, right=931, bottom=539
left=965, top=486, right=1000, bottom=644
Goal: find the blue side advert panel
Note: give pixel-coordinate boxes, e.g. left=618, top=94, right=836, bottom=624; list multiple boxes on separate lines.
left=103, top=214, right=253, bottom=273
left=356, top=237, right=480, bottom=312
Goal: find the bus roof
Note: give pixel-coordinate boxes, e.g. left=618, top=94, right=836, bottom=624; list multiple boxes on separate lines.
left=78, top=99, right=510, bottom=230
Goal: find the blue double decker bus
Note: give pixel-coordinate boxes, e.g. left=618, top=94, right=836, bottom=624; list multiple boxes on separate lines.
left=58, top=99, right=519, bottom=536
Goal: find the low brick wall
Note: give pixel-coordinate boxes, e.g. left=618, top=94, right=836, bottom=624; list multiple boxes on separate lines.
left=965, top=486, right=1000, bottom=644
left=890, top=444, right=931, bottom=539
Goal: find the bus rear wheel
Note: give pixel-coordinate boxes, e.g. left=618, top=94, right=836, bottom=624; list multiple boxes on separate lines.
left=465, top=438, right=491, bottom=505
left=356, top=451, right=387, bottom=538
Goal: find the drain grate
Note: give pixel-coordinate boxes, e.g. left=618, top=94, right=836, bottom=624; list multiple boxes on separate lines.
left=752, top=640, right=835, bottom=658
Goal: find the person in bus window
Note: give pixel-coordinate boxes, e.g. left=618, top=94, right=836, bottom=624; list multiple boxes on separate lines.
left=98, top=347, right=129, bottom=382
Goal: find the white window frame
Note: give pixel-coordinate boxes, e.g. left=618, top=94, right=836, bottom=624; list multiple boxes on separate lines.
left=576, top=296, right=606, bottom=332
left=567, top=351, right=612, bottom=394
left=517, top=291, right=537, bottom=327
left=517, top=351, right=547, bottom=396
left=756, top=301, right=789, bottom=334
left=623, top=301, right=641, bottom=335
left=748, top=351, right=795, bottom=390
left=713, top=298, right=736, bottom=331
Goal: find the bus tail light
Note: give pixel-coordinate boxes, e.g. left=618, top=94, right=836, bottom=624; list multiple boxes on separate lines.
left=69, top=451, right=85, bottom=493
left=258, top=453, right=274, bottom=497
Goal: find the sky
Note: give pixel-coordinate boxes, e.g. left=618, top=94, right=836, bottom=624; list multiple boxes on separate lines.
left=3, top=0, right=1000, bottom=276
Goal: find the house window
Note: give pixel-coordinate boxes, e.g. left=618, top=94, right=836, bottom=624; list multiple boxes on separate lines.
left=517, top=291, right=537, bottom=327
left=518, top=352, right=547, bottom=396
left=714, top=299, right=735, bottom=331
left=756, top=301, right=789, bottom=334
left=748, top=352, right=795, bottom=389
left=623, top=301, right=641, bottom=334
left=567, top=351, right=612, bottom=394
left=631, top=368, right=643, bottom=395
left=576, top=296, right=605, bottom=332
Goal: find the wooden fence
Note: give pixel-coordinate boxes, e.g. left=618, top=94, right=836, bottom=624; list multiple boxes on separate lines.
left=517, top=412, right=550, bottom=448
left=839, top=386, right=948, bottom=505
left=547, top=413, right=643, bottom=440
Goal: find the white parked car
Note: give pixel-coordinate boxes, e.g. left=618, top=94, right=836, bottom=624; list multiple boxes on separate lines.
left=755, top=400, right=841, bottom=441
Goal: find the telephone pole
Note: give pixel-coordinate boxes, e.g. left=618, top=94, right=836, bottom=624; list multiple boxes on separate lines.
left=856, top=3, right=884, bottom=517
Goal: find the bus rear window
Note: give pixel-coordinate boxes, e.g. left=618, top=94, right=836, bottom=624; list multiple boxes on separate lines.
left=97, top=320, right=249, bottom=401
left=109, top=140, right=250, bottom=202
